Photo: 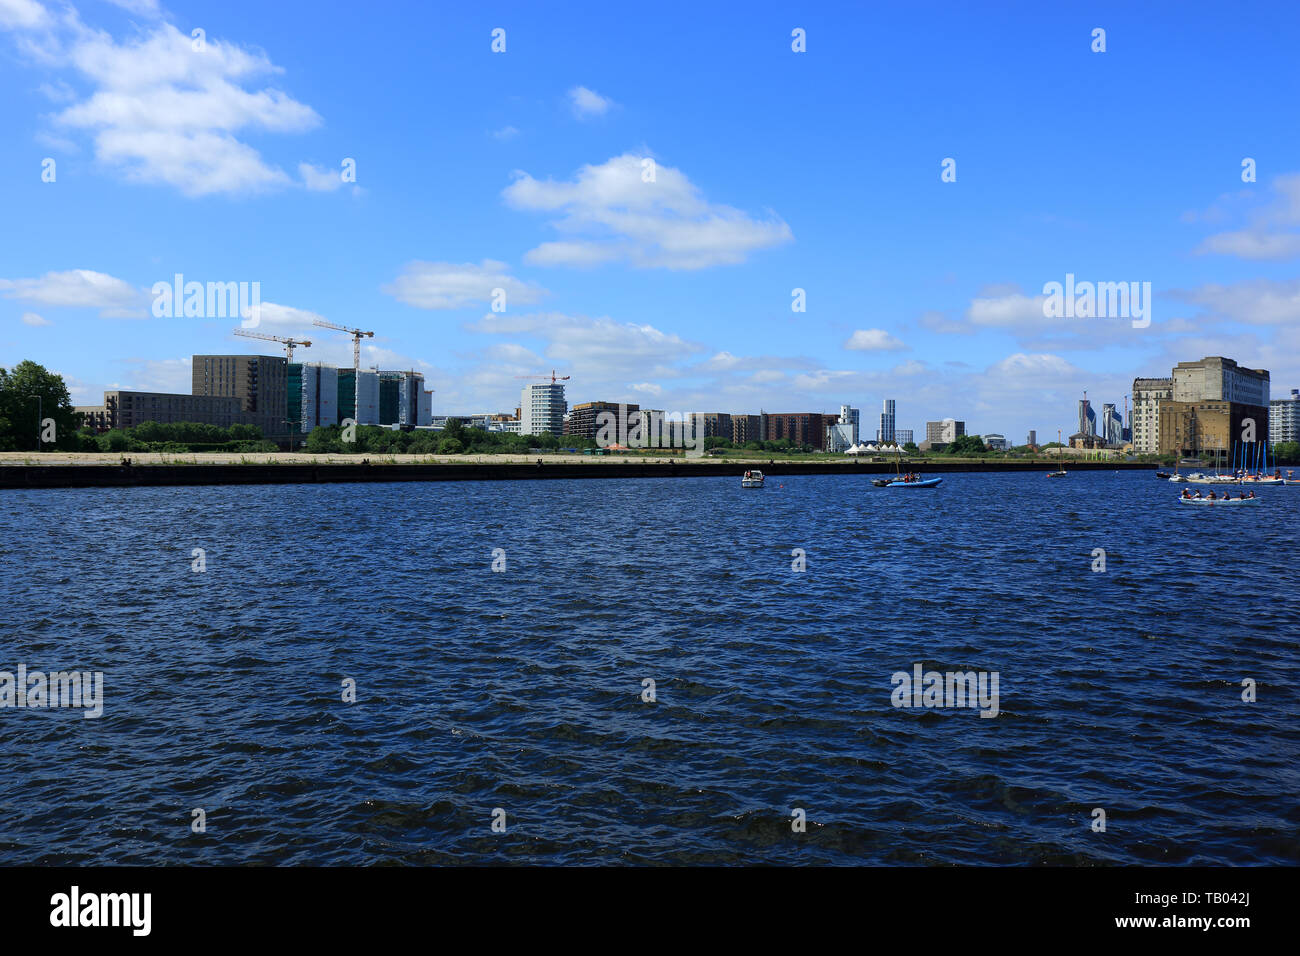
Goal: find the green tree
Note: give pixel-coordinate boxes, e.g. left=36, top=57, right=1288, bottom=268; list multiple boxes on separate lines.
left=0, top=360, right=81, bottom=451
left=902, top=441, right=920, bottom=454
left=1274, top=441, right=1299, bottom=465
left=943, top=435, right=988, bottom=456
left=437, top=436, right=464, bottom=454
left=442, top=417, right=466, bottom=446
left=305, top=425, right=342, bottom=453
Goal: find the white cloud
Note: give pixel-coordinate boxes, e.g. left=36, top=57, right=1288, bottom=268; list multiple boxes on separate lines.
left=491, top=125, right=519, bottom=141
left=967, top=291, right=1051, bottom=329
left=503, top=153, right=793, bottom=269
left=987, top=352, right=1080, bottom=382
left=254, top=301, right=328, bottom=332
left=1172, top=279, right=1300, bottom=326
left=383, top=260, right=547, bottom=310
left=21, top=311, right=51, bottom=326
left=470, top=310, right=702, bottom=377
left=1195, top=173, right=1300, bottom=261
left=0, top=268, right=145, bottom=316
left=0, top=0, right=49, bottom=30
left=567, top=85, right=614, bottom=119
left=629, top=382, right=661, bottom=396
left=844, top=328, right=906, bottom=351
left=118, top=356, right=192, bottom=392
left=21, top=16, right=322, bottom=196
left=103, top=0, right=162, bottom=17
left=298, top=162, right=343, bottom=191
left=1195, top=230, right=1300, bottom=260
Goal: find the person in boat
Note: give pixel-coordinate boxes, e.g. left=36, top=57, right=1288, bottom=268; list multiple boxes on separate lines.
left=1181, top=489, right=1192, bottom=498
left=1248, top=490, right=1256, bottom=498
left=1208, top=491, right=1217, bottom=499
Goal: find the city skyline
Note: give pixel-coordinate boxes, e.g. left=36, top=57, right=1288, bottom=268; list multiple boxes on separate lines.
left=3, top=1, right=1300, bottom=443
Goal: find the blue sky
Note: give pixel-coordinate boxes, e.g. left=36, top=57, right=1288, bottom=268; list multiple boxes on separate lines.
left=2, top=0, right=1299, bottom=441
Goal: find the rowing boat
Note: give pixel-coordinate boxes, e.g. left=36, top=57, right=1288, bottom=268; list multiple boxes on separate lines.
left=1177, top=496, right=1261, bottom=506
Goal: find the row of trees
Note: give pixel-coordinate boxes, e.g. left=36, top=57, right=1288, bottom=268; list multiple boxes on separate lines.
left=90, top=421, right=275, bottom=453
left=300, top=419, right=597, bottom=456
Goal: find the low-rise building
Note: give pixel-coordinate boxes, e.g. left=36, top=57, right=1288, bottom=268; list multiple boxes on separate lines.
left=920, top=418, right=964, bottom=451
left=87, top=391, right=247, bottom=431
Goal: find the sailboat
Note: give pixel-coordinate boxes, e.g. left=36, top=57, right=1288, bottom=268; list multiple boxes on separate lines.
left=1047, top=430, right=1067, bottom=477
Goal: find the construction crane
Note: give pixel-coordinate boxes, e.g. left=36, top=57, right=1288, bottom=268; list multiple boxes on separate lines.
left=232, top=328, right=312, bottom=363
left=312, top=319, right=375, bottom=421
left=513, top=370, right=571, bottom=383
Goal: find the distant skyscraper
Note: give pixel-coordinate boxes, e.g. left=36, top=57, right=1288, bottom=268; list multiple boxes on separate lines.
left=878, top=399, right=896, bottom=443
left=1102, top=403, right=1122, bottom=445
left=1078, top=398, right=1096, bottom=436
left=1027, top=429, right=1037, bottom=446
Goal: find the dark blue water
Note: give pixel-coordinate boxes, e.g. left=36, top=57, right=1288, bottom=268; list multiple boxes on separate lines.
left=1, top=471, right=1297, bottom=865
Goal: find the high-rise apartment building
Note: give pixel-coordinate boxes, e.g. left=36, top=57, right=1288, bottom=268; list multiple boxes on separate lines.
left=731, top=414, right=765, bottom=445
left=840, top=405, right=861, bottom=445
left=336, top=369, right=381, bottom=425
left=1132, top=377, right=1173, bottom=454
left=766, top=412, right=834, bottom=451
left=520, top=382, right=566, bottom=437
left=287, top=363, right=338, bottom=433
left=1271, top=389, right=1300, bottom=443
left=193, top=354, right=288, bottom=438
left=701, top=413, right=733, bottom=440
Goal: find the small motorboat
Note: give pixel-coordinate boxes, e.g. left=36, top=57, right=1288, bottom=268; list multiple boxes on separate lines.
left=1046, top=470, right=1067, bottom=478
left=1168, top=474, right=1189, bottom=483
left=1155, top=471, right=1171, bottom=479
left=885, top=476, right=942, bottom=488
left=741, top=470, right=765, bottom=488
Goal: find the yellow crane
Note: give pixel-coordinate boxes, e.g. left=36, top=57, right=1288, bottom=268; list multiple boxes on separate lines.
left=312, top=319, right=375, bottom=421
left=232, top=328, right=312, bottom=363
